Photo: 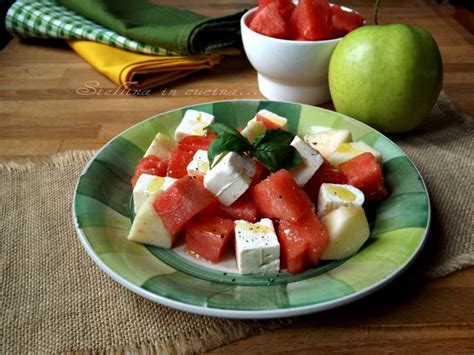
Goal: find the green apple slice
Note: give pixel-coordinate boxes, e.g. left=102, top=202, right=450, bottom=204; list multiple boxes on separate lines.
left=241, top=120, right=266, bottom=143
left=327, top=141, right=383, bottom=166
left=128, top=191, right=174, bottom=248
left=304, top=129, right=352, bottom=158
left=144, top=132, right=176, bottom=159
left=321, top=206, right=370, bottom=260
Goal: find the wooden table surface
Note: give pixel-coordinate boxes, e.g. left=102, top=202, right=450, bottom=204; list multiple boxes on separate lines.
left=1, top=0, right=473, bottom=352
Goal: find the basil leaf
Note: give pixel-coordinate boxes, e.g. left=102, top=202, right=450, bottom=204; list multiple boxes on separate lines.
left=252, top=143, right=302, bottom=172
left=206, top=122, right=302, bottom=172
left=207, top=133, right=251, bottom=167
left=252, top=129, right=295, bottom=148
left=205, top=122, right=241, bottom=137
left=284, top=147, right=303, bottom=170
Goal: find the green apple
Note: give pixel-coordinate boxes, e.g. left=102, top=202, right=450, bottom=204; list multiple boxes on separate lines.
left=329, top=24, right=443, bottom=133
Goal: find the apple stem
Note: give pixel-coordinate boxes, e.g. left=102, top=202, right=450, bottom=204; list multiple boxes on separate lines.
left=374, top=0, right=382, bottom=25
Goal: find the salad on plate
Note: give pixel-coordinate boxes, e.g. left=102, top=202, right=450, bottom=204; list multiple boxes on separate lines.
left=127, top=108, right=389, bottom=275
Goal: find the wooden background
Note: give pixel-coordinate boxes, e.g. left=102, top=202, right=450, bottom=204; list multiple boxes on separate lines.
left=0, top=0, right=472, bottom=352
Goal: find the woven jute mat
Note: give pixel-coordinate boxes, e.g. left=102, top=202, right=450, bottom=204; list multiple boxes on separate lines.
left=1, top=93, right=473, bottom=353
left=392, top=91, right=473, bottom=278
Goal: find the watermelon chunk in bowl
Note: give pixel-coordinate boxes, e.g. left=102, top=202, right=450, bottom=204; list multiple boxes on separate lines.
left=241, top=2, right=364, bottom=105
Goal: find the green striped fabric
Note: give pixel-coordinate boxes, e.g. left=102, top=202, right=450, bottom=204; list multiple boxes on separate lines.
left=5, top=0, right=177, bottom=55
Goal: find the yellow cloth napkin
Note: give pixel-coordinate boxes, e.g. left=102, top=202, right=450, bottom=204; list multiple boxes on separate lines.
left=67, top=40, right=241, bottom=90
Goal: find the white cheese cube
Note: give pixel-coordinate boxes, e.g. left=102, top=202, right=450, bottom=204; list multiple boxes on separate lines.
left=144, top=132, right=176, bottom=159
left=186, top=149, right=210, bottom=177
left=133, top=174, right=176, bottom=213
left=289, top=136, right=324, bottom=187
left=175, top=109, right=214, bottom=141
left=317, top=183, right=365, bottom=217
left=204, top=152, right=256, bottom=206
left=327, top=141, right=383, bottom=166
left=249, top=109, right=288, bottom=130
left=235, top=218, right=280, bottom=275
left=304, top=129, right=352, bottom=158
left=241, top=120, right=266, bottom=143
left=128, top=191, right=175, bottom=248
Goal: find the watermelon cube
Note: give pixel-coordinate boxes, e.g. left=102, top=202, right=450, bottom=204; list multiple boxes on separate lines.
left=258, top=0, right=295, bottom=20
left=289, top=0, right=334, bottom=41
left=249, top=1, right=290, bottom=39
left=131, top=155, right=168, bottom=187
left=331, top=5, right=365, bottom=37
left=153, top=176, right=217, bottom=235
left=278, top=210, right=329, bottom=273
left=251, top=169, right=314, bottom=222
left=304, top=159, right=347, bottom=204
left=256, top=113, right=284, bottom=129
left=251, top=159, right=269, bottom=187
left=216, top=191, right=260, bottom=223
left=339, top=152, right=388, bottom=202
left=193, top=198, right=221, bottom=223
left=167, top=136, right=213, bottom=178
left=186, top=216, right=234, bottom=263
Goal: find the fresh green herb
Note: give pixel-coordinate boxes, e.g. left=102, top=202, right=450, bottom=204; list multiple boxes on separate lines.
left=205, top=122, right=302, bottom=172
left=251, top=141, right=302, bottom=172
left=207, top=133, right=251, bottom=168
left=251, top=129, right=295, bottom=147
left=206, top=122, right=241, bottom=137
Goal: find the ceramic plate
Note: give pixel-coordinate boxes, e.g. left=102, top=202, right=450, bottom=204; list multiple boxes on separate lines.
left=73, top=100, right=430, bottom=319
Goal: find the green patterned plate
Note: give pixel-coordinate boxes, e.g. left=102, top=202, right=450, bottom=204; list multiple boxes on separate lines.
left=73, top=100, right=430, bottom=319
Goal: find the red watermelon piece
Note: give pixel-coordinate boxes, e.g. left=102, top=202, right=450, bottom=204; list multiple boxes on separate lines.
left=331, top=5, right=365, bottom=37
left=178, top=135, right=213, bottom=150
left=339, top=152, right=388, bottom=202
left=251, top=169, right=314, bottom=222
left=258, top=0, right=295, bottom=20
left=153, top=176, right=217, bottom=235
left=289, top=0, right=334, bottom=41
left=167, top=147, right=194, bottom=179
left=131, top=155, right=168, bottom=187
left=278, top=210, right=329, bottom=273
left=251, top=159, right=269, bottom=187
left=249, top=2, right=290, bottom=39
left=186, top=216, right=234, bottom=263
left=256, top=113, right=284, bottom=129
left=304, top=159, right=347, bottom=204
left=167, top=135, right=213, bottom=178
left=216, top=192, right=260, bottom=223
left=192, top=198, right=220, bottom=223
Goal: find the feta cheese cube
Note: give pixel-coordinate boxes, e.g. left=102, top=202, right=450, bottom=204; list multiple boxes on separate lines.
left=241, top=120, right=266, bottom=143
left=175, top=109, right=214, bottom=141
left=144, top=132, right=176, bottom=159
left=327, top=141, right=383, bottom=166
left=186, top=149, right=210, bottom=177
left=204, top=152, right=256, bottom=206
left=304, top=129, right=352, bottom=158
left=249, top=109, right=288, bottom=130
left=235, top=218, right=280, bottom=275
left=317, top=183, right=365, bottom=217
left=133, top=174, right=176, bottom=213
left=289, top=136, right=324, bottom=186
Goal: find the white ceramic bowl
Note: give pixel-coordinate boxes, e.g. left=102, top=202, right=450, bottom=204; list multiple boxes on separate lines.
left=241, top=7, right=344, bottom=105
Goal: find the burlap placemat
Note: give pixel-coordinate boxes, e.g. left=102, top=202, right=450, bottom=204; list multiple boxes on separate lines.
left=392, top=91, right=473, bottom=278
left=1, top=93, right=472, bottom=353
left=0, top=150, right=290, bottom=354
